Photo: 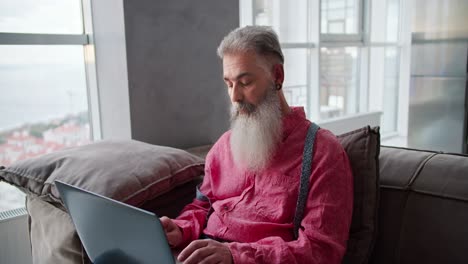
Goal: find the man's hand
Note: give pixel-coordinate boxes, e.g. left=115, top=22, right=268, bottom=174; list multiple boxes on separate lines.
left=177, top=239, right=233, bottom=264
left=160, top=216, right=182, bottom=248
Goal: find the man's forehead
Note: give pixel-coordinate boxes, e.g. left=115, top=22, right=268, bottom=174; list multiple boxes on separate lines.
left=223, top=52, right=256, bottom=67
left=222, top=52, right=262, bottom=79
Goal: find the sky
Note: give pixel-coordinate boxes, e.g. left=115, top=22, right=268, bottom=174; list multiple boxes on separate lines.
left=0, top=0, right=88, bottom=131
left=0, top=45, right=88, bottom=131
left=0, top=0, right=83, bottom=34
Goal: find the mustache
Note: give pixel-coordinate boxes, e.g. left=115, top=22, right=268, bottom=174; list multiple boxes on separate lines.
left=231, top=101, right=257, bottom=117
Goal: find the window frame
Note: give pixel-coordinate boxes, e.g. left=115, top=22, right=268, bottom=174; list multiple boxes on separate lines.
left=0, top=0, right=100, bottom=215
left=0, top=0, right=101, bottom=141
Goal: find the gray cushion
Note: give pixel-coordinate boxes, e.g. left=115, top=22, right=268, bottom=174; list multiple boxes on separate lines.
left=26, top=195, right=88, bottom=264
left=0, top=140, right=205, bottom=207
left=338, top=126, right=380, bottom=264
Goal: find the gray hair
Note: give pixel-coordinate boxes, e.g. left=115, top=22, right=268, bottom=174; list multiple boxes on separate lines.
left=217, top=26, right=284, bottom=66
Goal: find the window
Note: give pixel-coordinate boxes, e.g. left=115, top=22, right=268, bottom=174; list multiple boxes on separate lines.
left=0, top=0, right=96, bottom=213
left=241, top=0, right=403, bottom=136
left=367, top=0, right=401, bottom=134
left=320, top=47, right=360, bottom=119
left=321, top=0, right=361, bottom=35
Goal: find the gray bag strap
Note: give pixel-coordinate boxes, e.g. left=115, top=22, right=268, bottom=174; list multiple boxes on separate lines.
left=293, top=122, right=320, bottom=239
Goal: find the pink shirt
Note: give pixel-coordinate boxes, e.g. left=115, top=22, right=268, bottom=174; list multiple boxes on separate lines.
left=174, top=107, right=353, bottom=264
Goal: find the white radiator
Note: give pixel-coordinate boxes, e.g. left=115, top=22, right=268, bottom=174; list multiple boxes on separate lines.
left=0, top=208, right=33, bottom=264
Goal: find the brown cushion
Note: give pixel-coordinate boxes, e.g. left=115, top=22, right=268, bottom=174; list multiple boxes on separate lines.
left=140, top=176, right=204, bottom=219
left=338, top=126, right=380, bottom=264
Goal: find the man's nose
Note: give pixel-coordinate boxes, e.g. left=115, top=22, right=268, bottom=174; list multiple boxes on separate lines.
left=230, top=83, right=244, bottom=103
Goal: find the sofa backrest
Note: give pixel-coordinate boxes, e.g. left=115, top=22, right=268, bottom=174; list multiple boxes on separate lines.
left=371, top=146, right=468, bottom=264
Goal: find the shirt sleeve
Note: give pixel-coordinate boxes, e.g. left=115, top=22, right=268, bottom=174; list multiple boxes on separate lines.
left=226, top=142, right=354, bottom=264
left=172, top=155, right=217, bottom=248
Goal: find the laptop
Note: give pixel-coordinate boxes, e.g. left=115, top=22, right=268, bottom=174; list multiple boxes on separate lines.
left=55, top=180, right=181, bottom=264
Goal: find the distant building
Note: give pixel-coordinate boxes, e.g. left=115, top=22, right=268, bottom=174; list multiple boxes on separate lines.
left=1, top=130, right=45, bottom=165
left=43, top=123, right=90, bottom=147
left=0, top=122, right=90, bottom=166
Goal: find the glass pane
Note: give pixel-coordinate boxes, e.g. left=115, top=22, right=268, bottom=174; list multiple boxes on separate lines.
left=253, top=0, right=309, bottom=43
left=386, top=0, right=400, bottom=42
left=0, top=0, right=83, bottom=34
left=369, top=46, right=400, bottom=134
left=283, top=48, right=308, bottom=108
left=412, top=0, right=468, bottom=37
left=283, top=49, right=308, bottom=87
left=370, top=0, right=400, bottom=42
left=408, top=78, right=465, bottom=153
left=411, top=42, right=468, bottom=76
left=321, top=0, right=360, bottom=34
left=319, top=47, right=360, bottom=119
left=0, top=45, right=91, bottom=212
left=0, top=45, right=91, bottom=165
left=382, top=47, right=399, bottom=133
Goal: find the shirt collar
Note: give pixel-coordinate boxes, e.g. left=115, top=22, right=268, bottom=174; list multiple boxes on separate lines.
left=282, top=106, right=306, bottom=141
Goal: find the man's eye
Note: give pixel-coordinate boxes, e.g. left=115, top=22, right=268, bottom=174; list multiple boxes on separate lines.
left=240, top=81, right=251, bottom=87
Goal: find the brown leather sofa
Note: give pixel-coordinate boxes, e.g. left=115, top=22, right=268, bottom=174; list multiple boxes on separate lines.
left=3, top=140, right=467, bottom=263
left=370, top=146, right=468, bottom=264
left=148, top=145, right=468, bottom=264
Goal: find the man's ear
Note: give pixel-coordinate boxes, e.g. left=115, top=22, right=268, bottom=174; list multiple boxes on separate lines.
left=273, top=64, right=284, bottom=85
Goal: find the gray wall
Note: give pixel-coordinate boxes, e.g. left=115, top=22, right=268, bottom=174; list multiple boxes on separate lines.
left=123, top=0, right=237, bottom=149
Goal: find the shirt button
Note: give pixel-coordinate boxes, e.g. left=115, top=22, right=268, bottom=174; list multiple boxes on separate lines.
left=223, top=205, right=229, bottom=211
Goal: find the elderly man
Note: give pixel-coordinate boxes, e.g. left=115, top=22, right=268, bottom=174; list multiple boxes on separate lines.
left=161, top=26, right=353, bottom=264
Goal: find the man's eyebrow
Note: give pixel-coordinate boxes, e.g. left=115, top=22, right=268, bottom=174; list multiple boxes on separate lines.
left=223, top=72, right=253, bottom=81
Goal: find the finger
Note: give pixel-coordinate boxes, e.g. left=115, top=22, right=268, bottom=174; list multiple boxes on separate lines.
left=166, top=230, right=179, bottom=246
left=178, top=239, right=210, bottom=262
left=160, top=216, right=170, bottom=229
left=182, top=247, right=214, bottom=264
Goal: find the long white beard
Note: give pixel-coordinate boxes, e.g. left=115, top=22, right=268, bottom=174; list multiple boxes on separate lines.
left=229, top=88, right=282, bottom=172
